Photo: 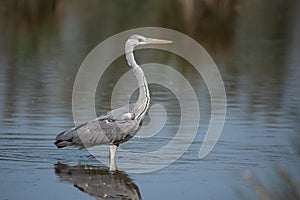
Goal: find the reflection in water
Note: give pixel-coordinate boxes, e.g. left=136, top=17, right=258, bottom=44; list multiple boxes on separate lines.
left=242, top=165, right=300, bottom=200
left=0, top=0, right=63, bottom=30
left=0, top=0, right=64, bottom=56
left=179, top=0, right=237, bottom=52
left=54, top=163, right=141, bottom=200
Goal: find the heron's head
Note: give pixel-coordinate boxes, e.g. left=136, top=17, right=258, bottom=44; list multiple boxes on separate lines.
left=126, top=34, right=172, bottom=49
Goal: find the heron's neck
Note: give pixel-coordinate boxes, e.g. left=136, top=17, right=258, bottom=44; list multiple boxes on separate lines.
left=125, top=49, right=150, bottom=120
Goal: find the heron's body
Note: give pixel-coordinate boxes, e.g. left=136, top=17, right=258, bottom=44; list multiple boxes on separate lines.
left=54, top=103, right=143, bottom=148
left=54, top=34, right=172, bottom=171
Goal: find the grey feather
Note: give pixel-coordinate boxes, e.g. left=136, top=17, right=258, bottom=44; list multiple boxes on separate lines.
left=54, top=103, right=141, bottom=148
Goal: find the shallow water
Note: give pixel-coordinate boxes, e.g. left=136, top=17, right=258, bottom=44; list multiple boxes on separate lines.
left=1, top=1, right=300, bottom=199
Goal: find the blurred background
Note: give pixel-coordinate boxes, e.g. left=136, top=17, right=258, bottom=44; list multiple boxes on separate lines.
left=0, top=0, right=299, bottom=199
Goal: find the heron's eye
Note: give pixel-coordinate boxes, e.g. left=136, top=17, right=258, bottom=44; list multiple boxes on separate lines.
left=137, top=38, right=144, bottom=42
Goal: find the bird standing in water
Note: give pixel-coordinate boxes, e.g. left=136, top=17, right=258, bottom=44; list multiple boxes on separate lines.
left=54, top=34, right=172, bottom=171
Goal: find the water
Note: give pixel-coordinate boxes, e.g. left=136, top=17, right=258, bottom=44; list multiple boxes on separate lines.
left=1, top=1, right=300, bottom=199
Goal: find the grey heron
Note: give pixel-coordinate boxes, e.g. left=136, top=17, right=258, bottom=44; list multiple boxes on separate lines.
left=54, top=34, right=172, bottom=171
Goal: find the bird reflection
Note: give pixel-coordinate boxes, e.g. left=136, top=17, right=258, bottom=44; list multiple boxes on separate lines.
left=54, top=163, right=141, bottom=200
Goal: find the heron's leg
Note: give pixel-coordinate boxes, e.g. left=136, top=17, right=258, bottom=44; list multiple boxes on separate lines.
left=109, top=144, right=118, bottom=172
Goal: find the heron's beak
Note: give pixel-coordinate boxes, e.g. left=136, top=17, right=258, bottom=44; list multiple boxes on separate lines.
left=144, top=38, right=173, bottom=44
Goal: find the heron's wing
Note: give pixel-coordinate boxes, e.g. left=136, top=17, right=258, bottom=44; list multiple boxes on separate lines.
left=55, top=105, right=139, bottom=148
